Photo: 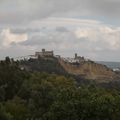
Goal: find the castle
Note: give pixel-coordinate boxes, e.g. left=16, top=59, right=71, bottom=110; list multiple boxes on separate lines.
left=35, top=49, right=54, bottom=58
left=14, top=49, right=87, bottom=63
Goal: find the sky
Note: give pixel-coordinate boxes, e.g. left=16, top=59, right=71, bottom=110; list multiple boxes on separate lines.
left=0, top=0, right=120, bottom=61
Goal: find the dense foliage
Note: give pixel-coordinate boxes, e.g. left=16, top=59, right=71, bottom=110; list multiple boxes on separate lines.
left=20, top=57, right=68, bottom=75
left=0, top=57, right=120, bottom=120
left=19, top=57, right=91, bottom=85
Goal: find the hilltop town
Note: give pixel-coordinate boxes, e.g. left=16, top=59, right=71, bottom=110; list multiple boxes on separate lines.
left=15, top=48, right=92, bottom=65
left=9, top=49, right=119, bottom=83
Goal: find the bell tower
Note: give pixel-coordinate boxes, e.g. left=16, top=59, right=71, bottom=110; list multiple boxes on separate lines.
left=75, top=53, right=77, bottom=59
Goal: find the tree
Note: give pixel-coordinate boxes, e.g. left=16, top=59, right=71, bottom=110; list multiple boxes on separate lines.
left=5, top=57, right=11, bottom=64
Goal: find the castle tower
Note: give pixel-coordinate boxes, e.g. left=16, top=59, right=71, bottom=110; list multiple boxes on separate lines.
left=42, top=49, right=45, bottom=52
left=75, top=53, right=77, bottom=59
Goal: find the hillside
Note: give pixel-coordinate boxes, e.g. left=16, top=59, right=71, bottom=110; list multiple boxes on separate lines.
left=19, top=57, right=89, bottom=84
left=18, top=56, right=120, bottom=83
left=59, top=59, right=120, bottom=83
left=19, top=57, right=68, bottom=75
left=0, top=60, right=120, bottom=120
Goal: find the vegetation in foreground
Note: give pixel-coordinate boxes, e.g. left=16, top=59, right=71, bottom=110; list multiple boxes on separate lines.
left=0, top=57, right=120, bottom=120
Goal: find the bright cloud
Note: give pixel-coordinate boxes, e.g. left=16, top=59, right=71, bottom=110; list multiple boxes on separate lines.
left=0, top=18, right=120, bottom=61
left=0, top=28, right=28, bottom=47
left=75, top=26, right=120, bottom=50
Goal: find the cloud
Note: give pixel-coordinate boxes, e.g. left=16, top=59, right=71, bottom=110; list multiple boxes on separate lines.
left=0, top=17, right=120, bottom=61
left=0, top=0, right=120, bottom=26
left=19, top=28, right=75, bottom=48
left=0, top=0, right=120, bottom=61
left=0, top=28, right=28, bottom=47
left=13, top=18, right=120, bottom=61
left=29, top=17, right=103, bottom=28
left=75, top=26, right=120, bottom=50
left=10, top=28, right=41, bottom=34
left=55, top=27, right=69, bottom=32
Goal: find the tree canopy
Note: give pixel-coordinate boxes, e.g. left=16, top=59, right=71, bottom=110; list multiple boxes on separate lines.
left=0, top=58, right=120, bottom=120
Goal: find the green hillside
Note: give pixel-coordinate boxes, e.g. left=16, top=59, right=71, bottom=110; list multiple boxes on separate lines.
left=19, top=57, right=91, bottom=85
left=20, top=57, right=68, bottom=75
left=0, top=59, right=120, bottom=120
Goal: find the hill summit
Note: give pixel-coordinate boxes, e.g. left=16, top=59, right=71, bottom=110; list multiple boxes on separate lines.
left=15, top=49, right=120, bottom=83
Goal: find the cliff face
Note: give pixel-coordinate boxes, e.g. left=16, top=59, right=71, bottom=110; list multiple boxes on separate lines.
left=19, top=57, right=120, bottom=83
left=59, top=59, right=120, bottom=83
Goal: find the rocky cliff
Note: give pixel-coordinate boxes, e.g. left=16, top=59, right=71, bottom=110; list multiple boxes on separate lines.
left=59, top=59, right=120, bottom=83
